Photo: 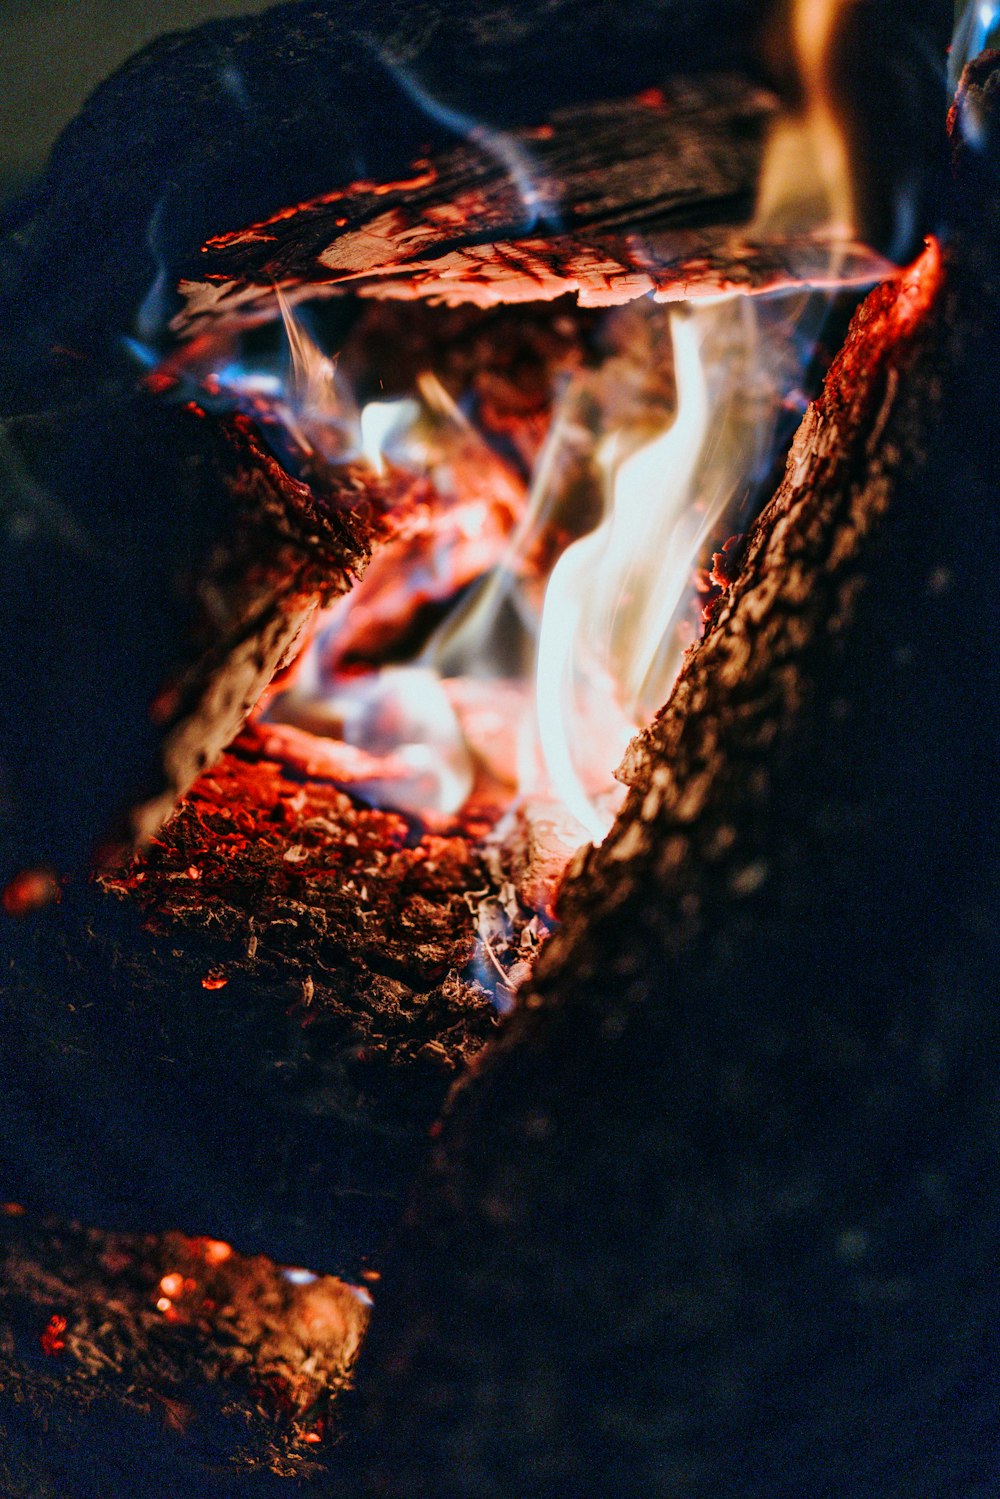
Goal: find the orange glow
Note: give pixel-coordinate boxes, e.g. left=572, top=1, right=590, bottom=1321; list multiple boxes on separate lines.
left=201, top=1239, right=233, bottom=1265
left=40, top=1314, right=67, bottom=1356
left=2, top=867, right=60, bottom=917
left=203, top=166, right=438, bottom=250
left=159, top=1272, right=185, bottom=1298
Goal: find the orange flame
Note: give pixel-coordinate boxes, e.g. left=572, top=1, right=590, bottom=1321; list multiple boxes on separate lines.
left=756, top=0, right=856, bottom=242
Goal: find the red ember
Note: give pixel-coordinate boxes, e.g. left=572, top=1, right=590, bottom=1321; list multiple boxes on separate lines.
left=40, top=1313, right=67, bottom=1356
left=1, top=867, right=60, bottom=917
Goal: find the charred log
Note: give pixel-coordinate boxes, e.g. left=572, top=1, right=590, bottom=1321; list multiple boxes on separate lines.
left=0, top=392, right=380, bottom=883
left=0, top=0, right=948, bottom=407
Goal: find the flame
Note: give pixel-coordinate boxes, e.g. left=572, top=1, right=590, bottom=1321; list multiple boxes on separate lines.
left=951, top=1, right=1000, bottom=90
left=535, top=314, right=708, bottom=839
left=316, top=666, right=474, bottom=817
left=755, top=0, right=856, bottom=242
left=148, top=20, right=893, bottom=848
left=251, top=287, right=841, bottom=840
left=529, top=288, right=827, bottom=840
left=359, top=398, right=417, bottom=474
left=273, top=286, right=357, bottom=462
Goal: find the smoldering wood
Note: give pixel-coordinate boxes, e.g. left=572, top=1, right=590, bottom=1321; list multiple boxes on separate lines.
left=0, top=0, right=771, bottom=412
left=344, top=74, right=1000, bottom=1498
left=0, top=730, right=505, bottom=1276
left=179, top=79, right=863, bottom=328
left=0, top=2, right=967, bottom=1492
left=0, top=1210, right=367, bottom=1493
left=0, top=0, right=949, bottom=408
left=0, top=0, right=949, bottom=882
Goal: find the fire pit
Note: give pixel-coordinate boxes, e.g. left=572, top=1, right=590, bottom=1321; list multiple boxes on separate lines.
left=0, top=2, right=997, bottom=1493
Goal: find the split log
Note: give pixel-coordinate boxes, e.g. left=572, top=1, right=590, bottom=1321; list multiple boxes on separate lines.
left=346, top=65, right=1000, bottom=1499
left=0, top=394, right=378, bottom=882
left=179, top=80, right=881, bottom=326
left=0, top=0, right=949, bottom=407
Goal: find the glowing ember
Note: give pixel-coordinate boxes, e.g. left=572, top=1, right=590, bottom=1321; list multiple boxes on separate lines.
left=2, top=866, right=60, bottom=917
left=40, top=1313, right=67, bottom=1356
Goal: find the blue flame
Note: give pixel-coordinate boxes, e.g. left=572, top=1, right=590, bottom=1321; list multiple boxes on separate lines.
left=950, top=1, right=1000, bottom=91
left=364, top=38, right=563, bottom=235
left=220, top=62, right=253, bottom=119
left=136, top=193, right=174, bottom=343
left=282, top=1267, right=318, bottom=1287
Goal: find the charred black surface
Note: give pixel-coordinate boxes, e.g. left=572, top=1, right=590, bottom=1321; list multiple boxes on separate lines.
left=0, top=0, right=949, bottom=403
left=0, top=873, right=491, bottom=1277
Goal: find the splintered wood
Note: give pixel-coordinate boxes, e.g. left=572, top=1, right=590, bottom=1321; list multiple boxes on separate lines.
left=177, top=79, right=884, bottom=332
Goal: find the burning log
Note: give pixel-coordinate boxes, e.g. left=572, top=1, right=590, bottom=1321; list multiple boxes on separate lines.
left=0, top=2, right=976, bottom=1491
left=0, top=0, right=949, bottom=882
left=0, top=0, right=947, bottom=403
left=346, top=67, right=1000, bottom=1496
left=180, top=80, right=871, bottom=325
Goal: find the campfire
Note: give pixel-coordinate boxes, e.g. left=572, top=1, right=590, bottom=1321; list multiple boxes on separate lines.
left=0, top=1, right=996, bottom=1492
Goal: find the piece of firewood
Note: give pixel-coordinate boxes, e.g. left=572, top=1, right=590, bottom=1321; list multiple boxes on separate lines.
left=0, top=1, right=949, bottom=411
left=0, top=393, right=382, bottom=882
left=346, top=66, right=999, bottom=1498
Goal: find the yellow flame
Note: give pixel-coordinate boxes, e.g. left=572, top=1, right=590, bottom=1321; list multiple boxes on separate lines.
left=755, top=0, right=856, bottom=240
left=359, top=398, right=417, bottom=474
left=534, top=313, right=710, bottom=840
left=274, top=285, right=342, bottom=423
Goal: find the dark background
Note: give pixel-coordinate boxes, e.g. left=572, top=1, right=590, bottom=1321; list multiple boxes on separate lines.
left=0, top=0, right=273, bottom=197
